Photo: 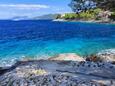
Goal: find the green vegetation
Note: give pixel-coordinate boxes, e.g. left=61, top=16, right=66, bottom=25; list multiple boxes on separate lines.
left=92, top=0, right=115, bottom=11
left=62, top=8, right=102, bottom=20
left=56, top=0, right=115, bottom=22
left=63, top=13, right=78, bottom=20
left=69, top=0, right=115, bottom=13
left=69, top=0, right=96, bottom=13
left=109, top=12, right=115, bottom=21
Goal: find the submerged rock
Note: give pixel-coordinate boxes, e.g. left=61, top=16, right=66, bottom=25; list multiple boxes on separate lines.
left=96, top=49, right=115, bottom=62
left=49, top=53, right=85, bottom=61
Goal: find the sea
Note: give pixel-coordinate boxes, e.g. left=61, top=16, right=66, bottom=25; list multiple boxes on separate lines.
left=0, top=20, right=115, bottom=66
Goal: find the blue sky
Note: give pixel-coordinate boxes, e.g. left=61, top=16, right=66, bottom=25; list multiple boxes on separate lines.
left=0, top=0, right=71, bottom=19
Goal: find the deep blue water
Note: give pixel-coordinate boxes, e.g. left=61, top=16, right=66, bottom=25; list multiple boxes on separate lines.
left=0, top=20, right=115, bottom=66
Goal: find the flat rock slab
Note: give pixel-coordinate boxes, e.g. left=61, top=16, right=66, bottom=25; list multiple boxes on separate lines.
left=0, top=60, right=115, bottom=86
left=49, top=53, right=85, bottom=61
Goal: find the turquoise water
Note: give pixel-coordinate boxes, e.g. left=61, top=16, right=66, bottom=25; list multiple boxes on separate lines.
left=0, top=20, right=115, bottom=66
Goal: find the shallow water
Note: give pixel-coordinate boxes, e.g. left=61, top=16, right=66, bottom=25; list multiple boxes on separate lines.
left=0, top=20, right=115, bottom=66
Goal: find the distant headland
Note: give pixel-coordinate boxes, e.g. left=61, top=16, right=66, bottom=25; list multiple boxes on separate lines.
left=54, top=0, right=115, bottom=24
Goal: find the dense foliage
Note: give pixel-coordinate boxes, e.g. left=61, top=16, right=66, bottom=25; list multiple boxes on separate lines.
left=69, top=0, right=115, bottom=12
left=109, top=12, right=115, bottom=20
left=69, top=0, right=96, bottom=13
left=62, top=8, right=102, bottom=20
left=59, top=0, right=115, bottom=21
left=92, top=0, right=115, bottom=11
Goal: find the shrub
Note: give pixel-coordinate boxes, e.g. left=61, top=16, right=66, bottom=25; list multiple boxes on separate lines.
left=63, top=13, right=78, bottom=19
left=79, top=12, right=94, bottom=20
left=62, top=8, right=102, bottom=20
left=92, top=8, right=102, bottom=15
left=109, top=12, right=115, bottom=20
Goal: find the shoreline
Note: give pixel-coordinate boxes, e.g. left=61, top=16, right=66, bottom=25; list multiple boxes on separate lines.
left=0, top=48, right=115, bottom=67
left=0, top=56, right=115, bottom=85
left=0, top=49, right=115, bottom=85
left=0, top=48, right=115, bottom=72
left=53, top=19, right=115, bottom=24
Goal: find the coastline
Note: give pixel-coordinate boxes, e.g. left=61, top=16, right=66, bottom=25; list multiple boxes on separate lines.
left=0, top=20, right=115, bottom=68
left=53, top=19, right=115, bottom=24
left=0, top=49, right=115, bottom=85
left=0, top=21, right=115, bottom=86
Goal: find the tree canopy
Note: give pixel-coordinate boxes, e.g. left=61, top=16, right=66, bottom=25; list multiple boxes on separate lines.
left=94, top=0, right=115, bottom=11
left=69, top=0, right=115, bottom=13
left=69, top=0, right=96, bottom=13
left=59, top=0, right=115, bottom=21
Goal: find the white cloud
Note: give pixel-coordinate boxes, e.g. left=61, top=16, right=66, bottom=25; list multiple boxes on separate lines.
left=0, top=4, right=49, bottom=9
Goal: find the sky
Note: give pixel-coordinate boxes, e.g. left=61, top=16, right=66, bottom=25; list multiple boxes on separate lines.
left=0, top=0, right=71, bottom=19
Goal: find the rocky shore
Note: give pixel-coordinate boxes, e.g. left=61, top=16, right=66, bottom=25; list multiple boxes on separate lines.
left=53, top=19, right=115, bottom=24
left=0, top=49, right=115, bottom=86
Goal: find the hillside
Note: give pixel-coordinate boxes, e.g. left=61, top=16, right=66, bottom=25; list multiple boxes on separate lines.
left=33, top=14, right=58, bottom=20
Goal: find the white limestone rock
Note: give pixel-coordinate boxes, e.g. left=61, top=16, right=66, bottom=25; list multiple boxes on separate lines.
left=49, top=53, right=85, bottom=61
left=96, top=49, right=115, bottom=62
